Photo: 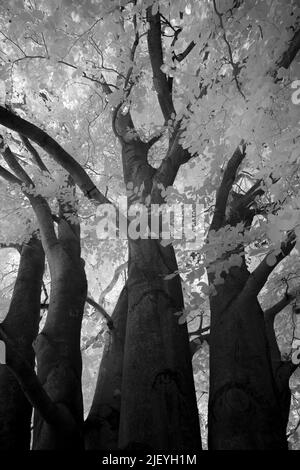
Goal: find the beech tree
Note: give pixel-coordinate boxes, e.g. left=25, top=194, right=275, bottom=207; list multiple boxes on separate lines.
left=0, top=0, right=299, bottom=452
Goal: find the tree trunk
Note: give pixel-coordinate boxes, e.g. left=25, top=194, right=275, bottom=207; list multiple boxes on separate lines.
left=85, top=285, right=128, bottom=450
left=206, top=137, right=297, bottom=449
left=0, top=238, right=44, bottom=450
left=32, top=218, right=87, bottom=450
left=116, top=137, right=201, bottom=451
left=119, top=238, right=201, bottom=451
left=208, top=264, right=292, bottom=449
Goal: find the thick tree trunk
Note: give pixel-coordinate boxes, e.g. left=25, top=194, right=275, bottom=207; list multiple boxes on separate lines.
left=0, top=238, right=44, bottom=450
left=115, top=136, right=201, bottom=451
left=208, top=264, right=292, bottom=449
left=85, top=285, right=128, bottom=450
left=119, top=238, right=201, bottom=451
left=32, top=219, right=87, bottom=449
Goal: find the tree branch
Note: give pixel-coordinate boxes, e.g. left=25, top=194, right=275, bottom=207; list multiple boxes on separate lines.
left=153, top=120, right=194, bottom=189
left=0, top=164, right=23, bottom=186
left=276, top=28, right=300, bottom=70
left=146, top=7, right=175, bottom=123
left=174, top=41, right=196, bottom=63
left=0, top=106, right=111, bottom=205
left=227, top=179, right=265, bottom=226
left=264, top=292, right=295, bottom=321
left=0, top=139, right=57, bottom=253
left=98, top=261, right=128, bottom=305
left=20, top=135, right=49, bottom=173
left=123, top=11, right=140, bottom=91
left=146, top=129, right=165, bottom=149
left=263, top=291, right=299, bottom=385
left=213, top=22, right=299, bottom=227
left=212, top=0, right=245, bottom=98
left=0, top=242, right=21, bottom=250
left=86, top=296, right=113, bottom=330
left=210, top=141, right=246, bottom=231
left=0, top=136, right=33, bottom=186
left=12, top=55, right=117, bottom=93
left=190, top=333, right=210, bottom=357
left=245, top=231, right=296, bottom=296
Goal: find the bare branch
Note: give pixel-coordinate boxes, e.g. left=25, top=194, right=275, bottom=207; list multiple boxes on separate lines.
left=98, top=262, right=128, bottom=305
left=227, top=179, right=265, bottom=226
left=0, top=106, right=111, bottom=206
left=0, top=136, right=33, bottom=186
left=189, top=325, right=210, bottom=337
left=123, top=12, right=140, bottom=91
left=146, top=129, right=165, bottom=149
left=20, top=135, right=49, bottom=173
left=86, top=296, right=113, bottom=330
left=263, top=291, right=299, bottom=386
left=237, top=179, right=264, bottom=205
left=264, top=293, right=295, bottom=321
left=0, top=139, right=57, bottom=253
left=212, top=0, right=245, bottom=99
left=190, top=333, right=210, bottom=357
left=0, top=242, right=21, bottom=250
left=12, top=55, right=117, bottom=92
left=174, top=41, right=196, bottom=62
left=146, top=7, right=175, bottom=122
left=276, top=28, right=300, bottom=70
left=210, top=141, right=246, bottom=231
left=0, top=164, right=22, bottom=186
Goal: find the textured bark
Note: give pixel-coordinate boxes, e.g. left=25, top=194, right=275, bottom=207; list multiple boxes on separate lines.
left=120, top=238, right=201, bottom=451
left=85, top=285, right=128, bottom=450
left=116, top=138, right=201, bottom=451
left=264, top=307, right=297, bottom=434
left=0, top=238, right=44, bottom=450
left=207, top=259, right=294, bottom=449
left=206, top=85, right=297, bottom=448
left=32, top=219, right=87, bottom=450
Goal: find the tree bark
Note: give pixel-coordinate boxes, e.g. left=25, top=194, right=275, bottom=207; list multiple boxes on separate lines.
left=32, top=218, right=87, bottom=450
left=206, top=113, right=297, bottom=448
left=115, top=137, right=201, bottom=451
left=207, top=233, right=296, bottom=449
left=208, top=270, right=290, bottom=449
left=120, top=239, right=201, bottom=451
left=85, top=285, right=128, bottom=450
left=0, top=238, right=44, bottom=450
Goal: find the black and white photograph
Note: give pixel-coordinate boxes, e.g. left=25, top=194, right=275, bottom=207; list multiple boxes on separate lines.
left=0, top=0, right=299, bottom=457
